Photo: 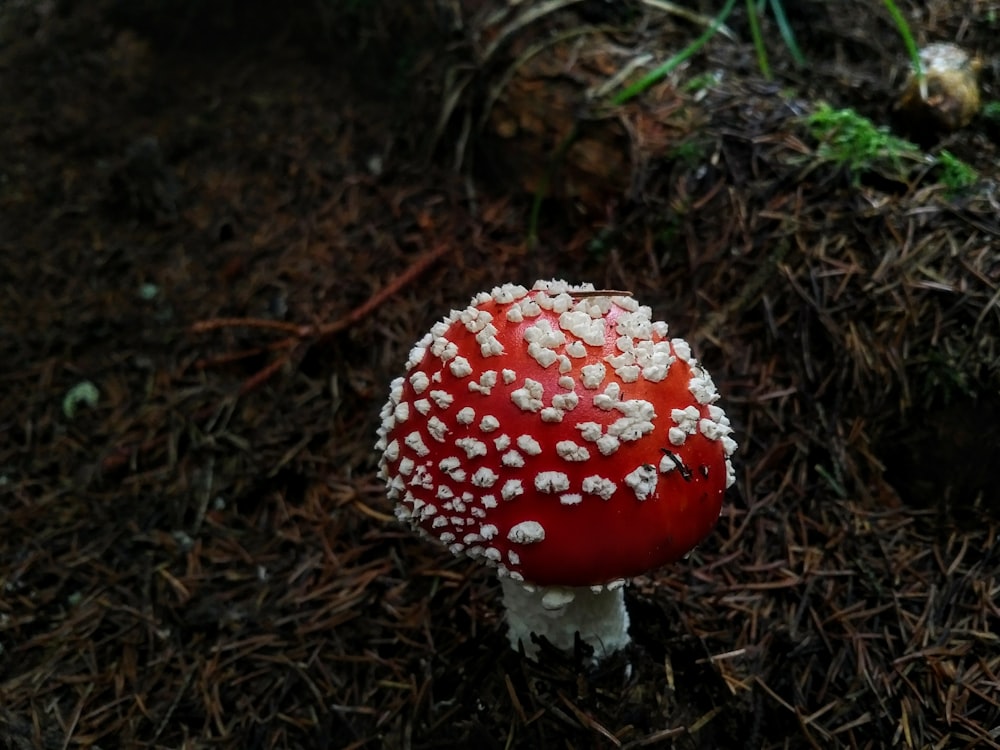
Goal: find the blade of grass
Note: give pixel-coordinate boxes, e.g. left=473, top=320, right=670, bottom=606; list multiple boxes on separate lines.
left=882, top=0, right=924, bottom=97
left=612, top=0, right=737, bottom=106
left=746, top=0, right=771, bottom=80
left=767, top=0, right=805, bottom=67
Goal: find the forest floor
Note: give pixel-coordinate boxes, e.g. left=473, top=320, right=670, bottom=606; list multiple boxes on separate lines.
left=1, top=1, right=999, bottom=748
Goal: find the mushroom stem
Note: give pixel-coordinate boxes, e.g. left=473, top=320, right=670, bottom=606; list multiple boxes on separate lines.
left=500, top=578, right=630, bottom=660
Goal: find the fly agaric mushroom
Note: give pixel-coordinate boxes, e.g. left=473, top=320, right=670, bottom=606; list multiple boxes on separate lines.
left=376, top=280, right=736, bottom=660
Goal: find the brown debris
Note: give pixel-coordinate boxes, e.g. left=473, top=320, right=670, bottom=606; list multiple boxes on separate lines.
left=2, top=1, right=999, bottom=749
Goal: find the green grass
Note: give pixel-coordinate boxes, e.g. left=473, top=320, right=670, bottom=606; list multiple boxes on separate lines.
left=612, top=0, right=921, bottom=99
left=612, top=0, right=737, bottom=105
left=882, top=0, right=924, bottom=93
left=766, top=0, right=805, bottom=66
left=746, top=0, right=772, bottom=79
left=746, top=0, right=806, bottom=79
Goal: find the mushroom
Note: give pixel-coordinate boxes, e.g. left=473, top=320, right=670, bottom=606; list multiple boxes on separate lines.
left=376, top=280, right=736, bottom=660
left=896, top=42, right=981, bottom=134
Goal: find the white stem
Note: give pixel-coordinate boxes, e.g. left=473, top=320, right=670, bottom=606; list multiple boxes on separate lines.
left=500, top=577, right=630, bottom=660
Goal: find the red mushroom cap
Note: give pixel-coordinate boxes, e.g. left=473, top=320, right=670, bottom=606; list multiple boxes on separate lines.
left=376, top=280, right=736, bottom=587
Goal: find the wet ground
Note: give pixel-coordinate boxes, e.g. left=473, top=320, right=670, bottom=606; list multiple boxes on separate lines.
left=2, top=1, right=999, bottom=747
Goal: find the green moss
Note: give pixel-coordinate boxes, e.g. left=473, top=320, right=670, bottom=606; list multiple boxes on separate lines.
left=935, top=150, right=978, bottom=195
left=682, top=71, right=723, bottom=94
left=669, top=139, right=709, bottom=167
left=805, top=103, right=925, bottom=178
left=981, top=101, right=1000, bottom=120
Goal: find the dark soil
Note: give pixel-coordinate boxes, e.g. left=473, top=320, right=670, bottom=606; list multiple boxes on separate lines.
left=2, top=1, right=998, bottom=748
